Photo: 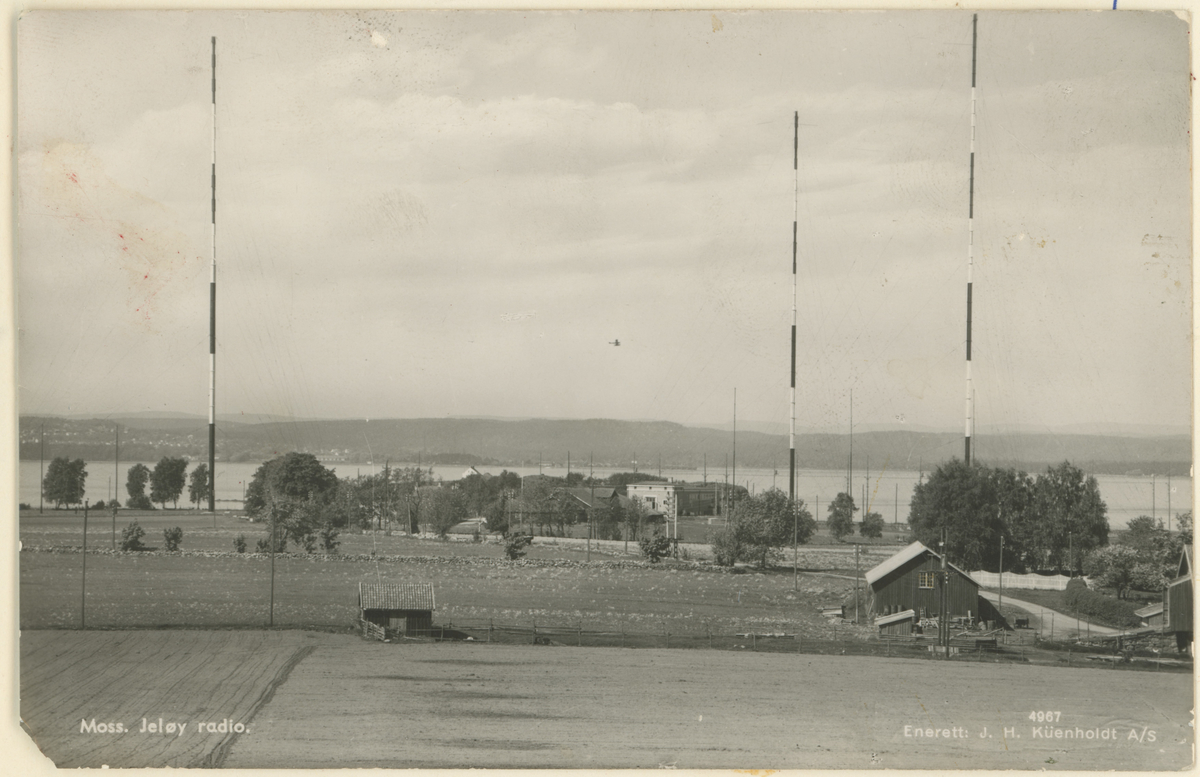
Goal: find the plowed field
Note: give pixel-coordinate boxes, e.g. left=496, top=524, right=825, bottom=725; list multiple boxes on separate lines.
left=20, top=630, right=325, bottom=768
left=20, top=630, right=1192, bottom=770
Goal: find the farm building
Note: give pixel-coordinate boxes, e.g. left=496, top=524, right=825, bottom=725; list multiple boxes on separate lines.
left=1163, top=547, right=1192, bottom=653
left=359, top=582, right=435, bottom=639
left=864, top=541, right=982, bottom=622
left=875, top=608, right=916, bottom=636
left=1135, top=602, right=1164, bottom=629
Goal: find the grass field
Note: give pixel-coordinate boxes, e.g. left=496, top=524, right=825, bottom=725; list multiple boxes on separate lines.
left=20, top=548, right=872, bottom=638
left=20, top=506, right=899, bottom=637
left=20, top=629, right=1193, bottom=770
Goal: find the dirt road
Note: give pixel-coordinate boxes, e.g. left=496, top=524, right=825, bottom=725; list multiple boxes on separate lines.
left=980, top=591, right=1119, bottom=636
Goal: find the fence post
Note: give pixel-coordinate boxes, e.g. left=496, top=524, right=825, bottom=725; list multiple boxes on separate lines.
left=488, top=619, right=492, bottom=643
left=578, top=624, right=582, bottom=647
left=706, top=623, right=711, bottom=649
left=621, top=630, right=625, bottom=648
left=665, top=629, right=669, bottom=649
left=533, top=622, right=537, bottom=645
left=751, top=633, right=756, bottom=651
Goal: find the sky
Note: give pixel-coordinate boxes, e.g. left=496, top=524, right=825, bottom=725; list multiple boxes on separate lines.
left=15, top=9, right=1192, bottom=435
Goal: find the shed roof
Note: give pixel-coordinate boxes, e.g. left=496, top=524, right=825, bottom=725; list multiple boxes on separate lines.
left=864, top=541, right=977, bottom=588
left=1134, top=602, right=1164, bottom=618
left=875, top=609, right=916, bottom=627
left=359, top=582, right=435, bottom=611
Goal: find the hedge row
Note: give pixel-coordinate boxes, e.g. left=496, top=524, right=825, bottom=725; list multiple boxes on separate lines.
left=1063, top=579, right=1142, bottom=629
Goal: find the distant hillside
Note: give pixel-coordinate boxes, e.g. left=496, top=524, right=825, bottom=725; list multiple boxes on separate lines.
left=19, top=415, right=1192, bottom=476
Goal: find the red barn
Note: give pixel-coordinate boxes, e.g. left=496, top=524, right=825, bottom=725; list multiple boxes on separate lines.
left=865, top=541, right=981, bottom=622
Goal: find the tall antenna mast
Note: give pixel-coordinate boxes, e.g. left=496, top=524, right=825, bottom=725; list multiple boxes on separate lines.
left=789, top=111, right=799, bottom=504
left=208, top=35, right=217, bottom=511
left=964, top=14, right=978, bottom=465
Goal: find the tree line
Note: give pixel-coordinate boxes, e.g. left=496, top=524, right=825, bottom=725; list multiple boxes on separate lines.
left=40, top=456, right=213, bottom=510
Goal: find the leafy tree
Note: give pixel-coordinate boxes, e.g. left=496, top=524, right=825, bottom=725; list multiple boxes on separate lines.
left=623, top=497, right=651, bottom=543
left=234, top=534, right=247, bottom=553
left=245, top=452, right=340, bottom=516
left=125, top=464, right=153, bottom=510
left=427, top=487, right=469, bottom=537
left=1177, top=510, right=1193, bottom=548
left=163, top=526, right=184, bottom=551
left=909, top=460, right=1021, bottom=571
left=860, top=511, right=885, bottom=539
left=1028, top=461, right=1108, bottom=572
left=188, top=464, right=212, bottom=509
left=827, top=492, right=857, bottom=541
left=150, top=457, right=189, bottom=509
left=43, top=457, right=87, bottom=509
left=1084, top=545, right=1140, bottom=599
left=245, top=453, right=341, bottom=550
left=712, top=490, right=814, bottom=568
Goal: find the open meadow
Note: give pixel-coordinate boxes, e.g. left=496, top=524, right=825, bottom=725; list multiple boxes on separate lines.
left=20, top=629, right=1193, bottom=770
left=20, top=508, right=893, bottom=637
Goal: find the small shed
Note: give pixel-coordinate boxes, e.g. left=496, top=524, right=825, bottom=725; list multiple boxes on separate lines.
left=359, top=582, right=435, bottom=638
left=876, top=608, right=916, bottom=636
left=865, top=541, right=981, bottom=622
left=1163, top=547, right=1192, bottom=653
left=1134, top=602, right=1164, bottom=629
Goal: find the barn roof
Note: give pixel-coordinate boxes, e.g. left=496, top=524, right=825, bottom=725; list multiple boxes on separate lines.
left=359, top=582, right=435, bottom=611
left=864, top=541, right=977, bottom=588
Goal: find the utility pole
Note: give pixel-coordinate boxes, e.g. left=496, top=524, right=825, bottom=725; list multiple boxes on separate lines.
left=941, top=527, right=949, bottom=659
left=81, top=500, right=89, bottom=629
left=1167, top=472, right=1172, bottom=532
left=39, top=422, right=44, bottom=515
left=587, top=478, right=594, bottom=563
left=1152, top=473, right=1156, bottom=520
left=854, top=543, right=860, bottom=624
left=269, top=496, right=276, bottom=627
left=732, top=388, right=737, bottom=508
left=894, top=483, right=898, bottom=525
left=847, top=388, right=853, bottom=494
left=114, top=422, right=119, bottom=508
left=998, top=535, right=1004, bottom=623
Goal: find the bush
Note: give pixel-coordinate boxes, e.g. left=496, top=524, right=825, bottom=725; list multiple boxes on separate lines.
left=638, top=533, right=672, bottom=563
left=860, top=512, right=885, bottom=539
left=234, top=534, right=247, bottom=553
left=126, top=494, right=154, bottom=510
left=120, top=521, right=147, bottom=551
left=92, top=500, right=106, bottom=511
left=162, top=526, right=184, bottom=552
left=320, top=525, right=340, bottom=553
left=256, top=532, right=287, bottom=553
left=1063, top=579, right=1142, bottom=628
left=19, top=503, right=30, bottom=510
left=504, top=533, right=533, bottom=560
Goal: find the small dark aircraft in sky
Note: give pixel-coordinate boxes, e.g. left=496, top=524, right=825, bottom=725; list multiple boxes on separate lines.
left=609, top=339, right=620, bottom=346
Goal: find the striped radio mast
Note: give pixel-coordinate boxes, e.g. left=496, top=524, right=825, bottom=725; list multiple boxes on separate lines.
left=208, top=36, right=217, bottom=511
left=964, top=14, right=978, bottom=466
left=788, top=111, right=798, bottom=503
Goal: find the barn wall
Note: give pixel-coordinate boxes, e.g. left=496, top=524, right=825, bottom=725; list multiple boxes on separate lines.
left=1166, top=579, right=1192, bottom=634
left=870, top=554, right=979, bottom=619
